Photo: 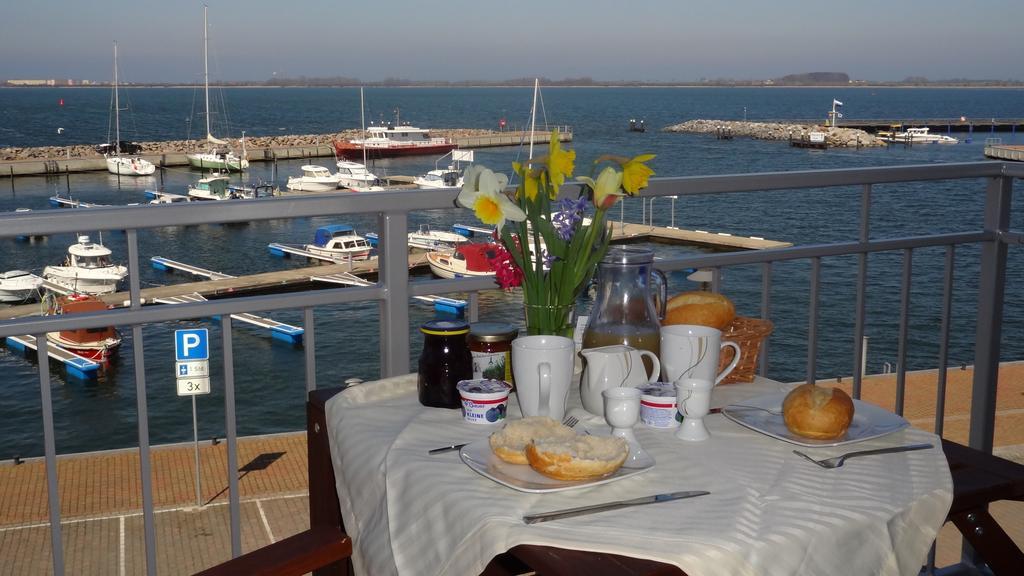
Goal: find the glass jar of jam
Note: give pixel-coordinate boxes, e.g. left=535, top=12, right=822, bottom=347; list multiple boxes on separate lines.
left=468, top=322, right=518, bottom=388
left=418, top=319, right=472, bottom=408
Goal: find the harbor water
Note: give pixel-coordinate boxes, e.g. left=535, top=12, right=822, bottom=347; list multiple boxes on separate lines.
left=1, top=86, right=1022, bottom=458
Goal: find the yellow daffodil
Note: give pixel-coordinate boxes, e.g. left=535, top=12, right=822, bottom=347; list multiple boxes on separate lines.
left=578, top=166, right=624, bottom=209
left=620, top=154, right=656, bottom=194
left=457, top=166, right=524, bottom=229
left=513, top=162, right=542, bottom=201
left=546, top=130, right=575, bottom=187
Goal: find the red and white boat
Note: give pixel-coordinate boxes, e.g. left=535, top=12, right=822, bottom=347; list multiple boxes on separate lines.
left=45, top=294, right=122, bottom=361
left=333, top=124, right=456, bottom=160
left=426, top=243, right=500, bottom=279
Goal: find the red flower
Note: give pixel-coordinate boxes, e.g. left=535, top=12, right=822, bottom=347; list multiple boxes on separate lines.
left=488, top=243, right=523, bottom=290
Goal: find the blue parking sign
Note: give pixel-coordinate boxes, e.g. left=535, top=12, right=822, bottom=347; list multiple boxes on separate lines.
left=175, top=329, right=209, bottom=361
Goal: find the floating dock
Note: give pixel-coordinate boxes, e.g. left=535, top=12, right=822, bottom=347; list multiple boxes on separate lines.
left=48, top=196, right=108, bottom=209
left=153, top=292, right=304, bottom=344
left=984, top=143, right=1024, bottom=162
left=4, top=334, right=100, bottom=379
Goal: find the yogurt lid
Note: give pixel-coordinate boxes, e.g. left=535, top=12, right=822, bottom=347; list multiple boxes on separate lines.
left=637, top=382, right=677, bottom=399
left=457, top=379, right=511, bottom=395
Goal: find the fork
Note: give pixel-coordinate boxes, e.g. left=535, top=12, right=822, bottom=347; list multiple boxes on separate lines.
left=724, top=404, right=782, bottom=415
left=428, top=415, right=582, bottom=455
left=562, top=415, right=579, bottom=428
left=793, top=443, right=933, bottom=469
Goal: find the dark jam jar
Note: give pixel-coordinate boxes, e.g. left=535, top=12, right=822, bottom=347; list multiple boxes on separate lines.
left=417, top=319, right=472, bottom=408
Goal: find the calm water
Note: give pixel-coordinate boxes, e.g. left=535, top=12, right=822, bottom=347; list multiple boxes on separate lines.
left=1, top=87, right=1022, bottom=458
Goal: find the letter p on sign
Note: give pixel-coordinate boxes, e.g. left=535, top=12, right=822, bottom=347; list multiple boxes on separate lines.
left=175, top=329, right=209, bottom=361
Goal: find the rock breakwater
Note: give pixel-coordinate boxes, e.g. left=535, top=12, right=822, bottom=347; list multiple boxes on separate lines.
left=0, top=128, right=502, bottom=161
left=663, top=120, right=885, bottom=147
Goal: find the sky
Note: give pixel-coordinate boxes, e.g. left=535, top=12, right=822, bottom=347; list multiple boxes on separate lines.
left=2, top=0, right=1022, bottom=83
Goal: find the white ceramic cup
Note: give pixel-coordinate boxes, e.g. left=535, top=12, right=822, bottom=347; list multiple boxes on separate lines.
left=660, top=324, right=741, bottom=385
left=675, top=377, right=715, bottom=442
left=579, top=345, right=661, bottom=416
left=511, top=335, right=575, bottom=422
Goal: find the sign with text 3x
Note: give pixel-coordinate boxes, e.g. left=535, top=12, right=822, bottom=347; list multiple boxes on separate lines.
left=175, top=329, right=210, bottom=396
left=175, top=329, right=209, bottom=361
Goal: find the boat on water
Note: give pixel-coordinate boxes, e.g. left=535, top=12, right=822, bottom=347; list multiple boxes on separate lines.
left=413, top=150, right=474, bottom=189
left=304, top=225, right=373, bottom=261
left=0, top=270, right=43, bottom=303
left=45, top=294, right=122, bottom=362
left=426, top=242, right=501, bottom=279
left=186, top=7, right=249, bottom=172
left=880, top=127, right=959, bottom=144
left=334, top=160, right=383, bottom=191
left=366, top=224, right=469, bottom=252
left=286, top=165, right=343, bottom=192
left=43, top=235, right=128, bottom=295
left=103, top=42, right=156, bottom=176
left=333, top=119, right=456, bottom=160
left=187, top=174, right=275, bottom=201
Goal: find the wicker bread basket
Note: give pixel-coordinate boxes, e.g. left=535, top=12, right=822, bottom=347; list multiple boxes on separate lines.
left=717, top=316, right=774, bottom=384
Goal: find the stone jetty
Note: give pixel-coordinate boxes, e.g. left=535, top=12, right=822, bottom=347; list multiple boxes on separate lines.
left=0, top=128, right=501, bottom=161
left=663, top=120, right=886, bottom=147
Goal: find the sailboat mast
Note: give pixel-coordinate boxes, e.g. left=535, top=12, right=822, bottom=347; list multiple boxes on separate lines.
left=528, top=78, right=539, bottom=161
left=203, top=5, right=211, bottom=141
left=113, top=41, right=120, bottom=155
left=360, top=87, right=367, bottom=169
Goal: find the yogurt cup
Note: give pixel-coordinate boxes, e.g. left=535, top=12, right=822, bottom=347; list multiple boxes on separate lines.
left=457, top=379, right=512, bottom=424
left=638, top=382, right=681, bottom=428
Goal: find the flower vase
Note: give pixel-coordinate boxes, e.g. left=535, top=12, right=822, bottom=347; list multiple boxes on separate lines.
left=523, top=302, right=576, bottom=338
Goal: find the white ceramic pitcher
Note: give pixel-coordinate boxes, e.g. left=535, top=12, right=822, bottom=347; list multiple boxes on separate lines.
left=579, top=345, right=661, bottom=416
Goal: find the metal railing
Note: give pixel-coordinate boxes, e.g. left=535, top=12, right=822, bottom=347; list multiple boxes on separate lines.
left=0, top=160, right=1020, bottom=574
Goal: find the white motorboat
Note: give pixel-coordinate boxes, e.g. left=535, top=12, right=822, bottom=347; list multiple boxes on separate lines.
left=185, top=7, right=249, bottom=172
left=408, top=224, right=468, bottom=251
left=43, top=235, right=128, bottom=295
left=103, top=42, right=155, bottom=176
left=287, top=165, right=343, bottom=192
left=881, top=127, right=959, bottom=144
left=334, top=160, right=383, bottom=191
left=426, top=242, right=500, bottom=279
left=187, top=174, right=233, bottom=200
left=304, top=225, right=373, bottom=261
left=413, top=149, right=473, bottom=189
left=0, top=270, right=43, bottom=303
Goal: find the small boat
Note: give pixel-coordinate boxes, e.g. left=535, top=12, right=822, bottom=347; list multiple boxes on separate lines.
left=628, top=119, right=647, bottom=133
left=304, top=225, right=373, bottom=261
left=287, top=165, right=343, bottom=192
left=0, top=270, right=43, bottom=303
left=45, top=294, right=122, bottom=361
left=413, top=149, right=474, bottom=189
left=185, top=7, right=249, bottom=172
left=366, top=224, right=469, bottom=251
left=881, top=127, right=958, bottom=144
left=334, top=160, right=384, bottom=191
left=187, top=174, right=274, bottom=201
left=104, top=42, right=156, bottom=176
left=426, top=242, right=501, bottom=279
left=333, top=120, right=456, bottom=160
left=43, top=235, right=128, bottom=295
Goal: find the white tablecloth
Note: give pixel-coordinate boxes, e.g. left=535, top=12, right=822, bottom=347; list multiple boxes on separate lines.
left=326, top=375, right=952, bottom=576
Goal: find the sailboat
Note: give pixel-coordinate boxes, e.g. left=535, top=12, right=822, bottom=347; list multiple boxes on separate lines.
left=186, top=6, right=248, bottom=172
left=104, top=42, right=155, bottom=176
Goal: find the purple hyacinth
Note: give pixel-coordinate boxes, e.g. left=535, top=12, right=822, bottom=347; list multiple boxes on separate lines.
left=552, top=197, right=589, bottom=241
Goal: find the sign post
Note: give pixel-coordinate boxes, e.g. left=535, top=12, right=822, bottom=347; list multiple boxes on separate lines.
left=175, top=329, right=210, bottom=508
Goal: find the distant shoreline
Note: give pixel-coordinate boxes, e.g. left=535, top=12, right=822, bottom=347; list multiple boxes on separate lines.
left=3, top=83, right=1023, bottom=90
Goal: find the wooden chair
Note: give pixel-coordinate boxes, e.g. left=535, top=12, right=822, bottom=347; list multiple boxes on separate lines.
left=197, top=389, right=1024, bottom=576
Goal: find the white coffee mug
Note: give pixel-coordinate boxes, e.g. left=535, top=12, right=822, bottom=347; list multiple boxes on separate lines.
left=512, top=335, right=575, bottom=422
left=660, top=324, right=741, bottom=385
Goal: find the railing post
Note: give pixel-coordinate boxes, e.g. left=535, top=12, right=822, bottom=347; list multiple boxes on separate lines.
left=378, top=210, right=410, bottom=378
left=968, top=174, right=1012, bottom=453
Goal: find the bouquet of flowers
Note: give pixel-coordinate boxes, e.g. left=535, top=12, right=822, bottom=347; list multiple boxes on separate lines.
left=456, top=131, right=655, bottom=336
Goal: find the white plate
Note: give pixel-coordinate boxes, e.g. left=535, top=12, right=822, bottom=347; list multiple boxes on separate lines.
left=459, top=439, right=654, bottom=493
left=721, top=392, right=909, bottom=447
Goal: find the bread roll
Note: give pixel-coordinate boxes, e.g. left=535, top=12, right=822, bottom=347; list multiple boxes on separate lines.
left=525, top=435, right=628, bottom=480
left=663, top=291, right=735, bottom=330
left=488, top=416, right=576, bottom=464
left=782, top=384, right=855, bottom=440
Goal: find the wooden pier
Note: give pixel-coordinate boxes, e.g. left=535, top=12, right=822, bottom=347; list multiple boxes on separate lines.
left=985, top=143, right=1024, bottom=162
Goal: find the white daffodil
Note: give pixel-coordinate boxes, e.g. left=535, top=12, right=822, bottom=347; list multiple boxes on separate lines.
left=456, top=166, right=525, bottom=230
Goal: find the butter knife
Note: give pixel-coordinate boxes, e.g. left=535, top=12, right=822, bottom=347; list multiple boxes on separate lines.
left=523, top=490, right=710, bottom=524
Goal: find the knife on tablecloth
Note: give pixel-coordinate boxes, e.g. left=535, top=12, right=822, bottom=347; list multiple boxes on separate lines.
left=523, top=490, right=710, bottom=524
